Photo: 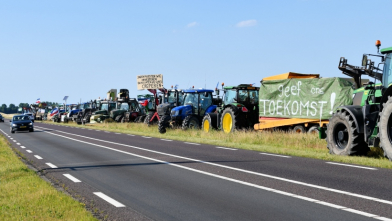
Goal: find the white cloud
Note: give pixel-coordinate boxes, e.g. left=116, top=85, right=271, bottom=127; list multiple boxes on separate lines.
left=187, top=22, right=199, bottom=28
left=236, top=19, right=257, bottom=28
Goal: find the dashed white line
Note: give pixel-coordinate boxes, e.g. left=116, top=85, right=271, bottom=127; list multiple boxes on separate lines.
left=63, top=174, right=81, bottom=183
left=16, top=143, right=21, bottom=145
left=20, top=146, right=26, bottom=149
left=115, top=133, right=121, bottom=135
left=260, top=153, right=291, bottom=158
left=95, top=130, right=100, bottom=131
left=34, top=155, right=43, bottom=160
left=161, top=139, right=172, bottom=141
left=13, top=140, right=17, bottom=142
left=127, top=134, right=135, bottom=136
left=142, top=136, right=151, bottom=138
left=88, top=129, right=92, bottom=130
left=184, top=142, right=200, bottom=145
left=46, top=163, right=58, bottom=168
left=26, top=150, right=32, bottom=153
left=326, top=162, right=377, bottom=170
left=216, top=146, right=237, bottom=150
left=104, top=131, right=110, bottom=133
left=93, top=192, right=125, bottom=207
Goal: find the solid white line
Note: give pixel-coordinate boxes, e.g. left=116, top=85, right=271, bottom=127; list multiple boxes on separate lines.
left=46, top=163, right=58, bottom=168
left=34, top=126, right=392, bottom=206
left=142, top=136, right=151, bottom=138
left=34, top=155, right=43, bottom=160
left=342, top=208, right=377, bottom=217
left=216, top=146, right=237, bottom=151
left=260, top=153, right=291, bottom=158
left=160, top=139, right=172, bottom=141
left=20, top=146, right=26, bottom=149
left=16, top=143, right=21, bottom=145
left=184, top=142, right=200, bottom=145
left=326, top=162, right=377, bottom=170
left=63, top=174, right=81, bottom=183
left=26, top=150, right=32, bottom=153
left=93, top=192, right=125, bottom=207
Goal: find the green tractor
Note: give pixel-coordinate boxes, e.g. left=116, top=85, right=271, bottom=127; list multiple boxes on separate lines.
left=202, top=83, right=259, bottom=133
left=89, top=100, right=117, bottom=123
left=325, top=40, right=392, bottom=158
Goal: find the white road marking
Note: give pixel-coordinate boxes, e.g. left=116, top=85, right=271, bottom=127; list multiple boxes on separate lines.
left=20, top=146, right=26, bottom=149
left=46, top=163, right=58, bottom=168
left=93, top=192, right=125, bottom=207
left=16, top=143, right=21, bottom=145
left=161, top=139, right=172, bottom=141
left=26, top=150, right=32, bottom=153
left=88, top=129, right=92, bottom=130
left=13, top=140, right=16, bottom=142
left=127, top=134, right=135, bottom=136
left=104, top=131, right=110, bottom=133
left=63, top=174, right=81, bottom=183
left=260, top=153, right=291, bottom=158
left=34, top=155, right=43, bottom=160
left=35, top=126, right=392, bottom=206
left=326, top=162, right=377, bottom=170
left=184, top=142, right=200, bottom=145
left=115, top=133, right=121, bottom=135
left=216, top=146, right=237, bottom=150
left=142, top=136, right=151, bottom=138
left=10, top=138, right=13, bottom=139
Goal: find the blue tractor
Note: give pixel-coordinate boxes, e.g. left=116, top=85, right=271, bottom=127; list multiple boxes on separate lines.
left=158, top=88, right=217, bottom=133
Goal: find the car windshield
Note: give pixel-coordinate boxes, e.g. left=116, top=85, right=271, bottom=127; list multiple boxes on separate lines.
left=13, top=116, right=30, bottom=121
left=184, top=93, right=198, bottom=106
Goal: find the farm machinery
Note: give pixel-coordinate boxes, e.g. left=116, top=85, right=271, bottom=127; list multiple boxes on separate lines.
left=89, top=89, right=118, bottom=123
left=75, top=101, right=99, bottom=125
left=325, top=40, right=392, bottom=157
left=202, top=84, right=259, bottom=133
left=158, top=88, right=218, bottom=134
left=110, top=89, right=144, bottom=123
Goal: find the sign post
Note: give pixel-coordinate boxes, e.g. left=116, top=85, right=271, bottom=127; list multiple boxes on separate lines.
left=137, top=74, right=163, bottom=90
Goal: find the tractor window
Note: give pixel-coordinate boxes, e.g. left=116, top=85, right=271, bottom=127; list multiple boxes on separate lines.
left=224, top=90, right=237, bottom=104
left=178, top=91, right=184, bottom=105
left=120, top=103, right=129, bottom=110
left=184, top=93, right=198, bottom=106
left=249, top=90, right=259, bottom=104
left=383, top=54, right=392, bottom=88
left=200, top=93, right=212, bottom=115
left=238, top=90, right=249, bottom=103
left=101, top=104, right=108, bottom=110
left=109, top=103, right=117, bottom=110
left=168, top=92, right=176, bottom=103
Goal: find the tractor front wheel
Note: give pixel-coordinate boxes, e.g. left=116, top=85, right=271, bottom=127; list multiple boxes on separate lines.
left=158, top=115, right=170, bottom=134
left=182, top=116, right=200, bottom=130
left=202, top=115, right=213, bottom=132
left=144, top=112, right=154, bottom=125
left=379, top=97, right=392, bottom=160
left=326, top=111, right=368, bottom=155
left=221, top=108, right=241, bottom=133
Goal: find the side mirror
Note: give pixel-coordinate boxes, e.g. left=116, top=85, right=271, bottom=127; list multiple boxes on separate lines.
left=362, top=55, right=368, bottom=67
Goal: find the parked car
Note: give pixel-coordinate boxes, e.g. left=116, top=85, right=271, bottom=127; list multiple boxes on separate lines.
left=0, top=114, right=4, bottom=122
left=23, top=113, right=35, bottom=122
left=10, top=115, right=34, bottom=133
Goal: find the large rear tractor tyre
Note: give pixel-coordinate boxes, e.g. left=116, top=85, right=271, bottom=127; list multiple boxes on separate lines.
left=221, top=108, right=241, bottom=133
left=379, top=97, right=392, bottom=160
left=158, top=115, right=170, bottom=134
left=202, top=115, right=213, bottom=132
left=182, top=116, right=200, bottom=130
left=326, top=111, right=369, bottom=156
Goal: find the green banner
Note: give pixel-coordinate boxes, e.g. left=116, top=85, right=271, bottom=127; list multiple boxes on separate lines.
left=259, top=77, right=353, bottom=120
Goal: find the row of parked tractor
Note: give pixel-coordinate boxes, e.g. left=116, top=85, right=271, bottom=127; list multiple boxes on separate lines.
left=27, top=41, right=392, bottom=160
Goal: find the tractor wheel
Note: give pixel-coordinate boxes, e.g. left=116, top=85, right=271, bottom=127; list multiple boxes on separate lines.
left=115, top=115, right=122, bottom=122
left=307, top=125, right=319, bottom=134
left=134, top=116, right=140, bottom=123
left=326, top=111, right=368, bottom=156
left=144, top=112, right=154, bottom=125
left=158, top=115, right=170, bottom=134
left=138, top=115, right=146, bottom=123
left=121, top=117, right=125, bottom=123
left=379, top=97, right=392, bottom=160
left=221, top=107, right=241, bottom=133
left=182, top=115, right=200, bottom=130
left=202, top=115, right=213, bottom=132
left=292, top=125, right=305, bottom=133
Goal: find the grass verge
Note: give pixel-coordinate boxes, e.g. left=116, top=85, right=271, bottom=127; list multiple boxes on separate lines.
left=0, top=134, right=97, bottom=220
left=41, top=120, right=392, bottom=169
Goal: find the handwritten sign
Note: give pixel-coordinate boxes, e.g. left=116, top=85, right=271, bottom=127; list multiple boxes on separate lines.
left=137, top=74, right=163, bottom=90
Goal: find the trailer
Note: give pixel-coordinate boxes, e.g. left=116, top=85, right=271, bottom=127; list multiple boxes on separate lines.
left=253, top=72, right=354, bottom=133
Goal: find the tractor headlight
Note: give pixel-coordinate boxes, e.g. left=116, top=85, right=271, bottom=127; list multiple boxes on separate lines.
left=12, top=124, right=16, bottom=126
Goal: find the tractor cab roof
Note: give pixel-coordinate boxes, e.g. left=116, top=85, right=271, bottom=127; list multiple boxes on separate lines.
left=262, top=72, right=319, bottom=81
left=381, top=47, right=392, bottom=54
left=183, top=89, right=214, bottom=93
left=223, top=84, right=259, bottom=90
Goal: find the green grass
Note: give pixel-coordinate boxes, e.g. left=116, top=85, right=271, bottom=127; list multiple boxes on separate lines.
left=41, top=121, right=392, bottom=169
left=0, top=135, right=97, bottom=221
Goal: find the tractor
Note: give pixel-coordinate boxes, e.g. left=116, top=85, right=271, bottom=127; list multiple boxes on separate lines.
left=157, top=87, right=184, bottom=133
left=75, top=101, right=99, bottom=125
left=325, top=40, right=392, bottom=158
left=135, top=94, right=155, bottom=123
left=110, top=89, right=144, bottom=123
left=202, top=83, right=259, bottom=133
left=89, top=100, right=117, bottom=123
left=158, top=88, right=217, bottom=134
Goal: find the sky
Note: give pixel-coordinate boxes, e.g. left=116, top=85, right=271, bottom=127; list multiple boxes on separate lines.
left=1, top=0, right=392, bottom=105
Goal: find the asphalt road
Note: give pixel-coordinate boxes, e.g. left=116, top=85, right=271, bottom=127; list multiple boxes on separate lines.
left=2, top=121, right=392, bottom=221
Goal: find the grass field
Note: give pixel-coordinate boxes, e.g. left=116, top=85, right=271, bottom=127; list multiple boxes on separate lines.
left=42, top=120, right=392, bottom=169
left=0, top=134, right=97, bottom=220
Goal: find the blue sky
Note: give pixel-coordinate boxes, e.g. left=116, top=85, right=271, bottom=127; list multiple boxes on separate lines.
left=1, top=0, right=391, bottom=105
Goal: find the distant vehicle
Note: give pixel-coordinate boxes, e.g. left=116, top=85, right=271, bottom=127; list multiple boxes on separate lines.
left=23, top=113, right=35, bottom=122
left=0, top=114, right=4, bottom=122
left=10, top=115, right=34, bottom=133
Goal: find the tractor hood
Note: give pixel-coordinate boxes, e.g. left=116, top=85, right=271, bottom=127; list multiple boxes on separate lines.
left=93, top=110, right=108, bottom=115
left=171, top=105, right=192, bottom=117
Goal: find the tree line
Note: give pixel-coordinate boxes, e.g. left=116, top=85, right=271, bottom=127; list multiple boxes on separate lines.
left=0, top=102, right=60, bottom=114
